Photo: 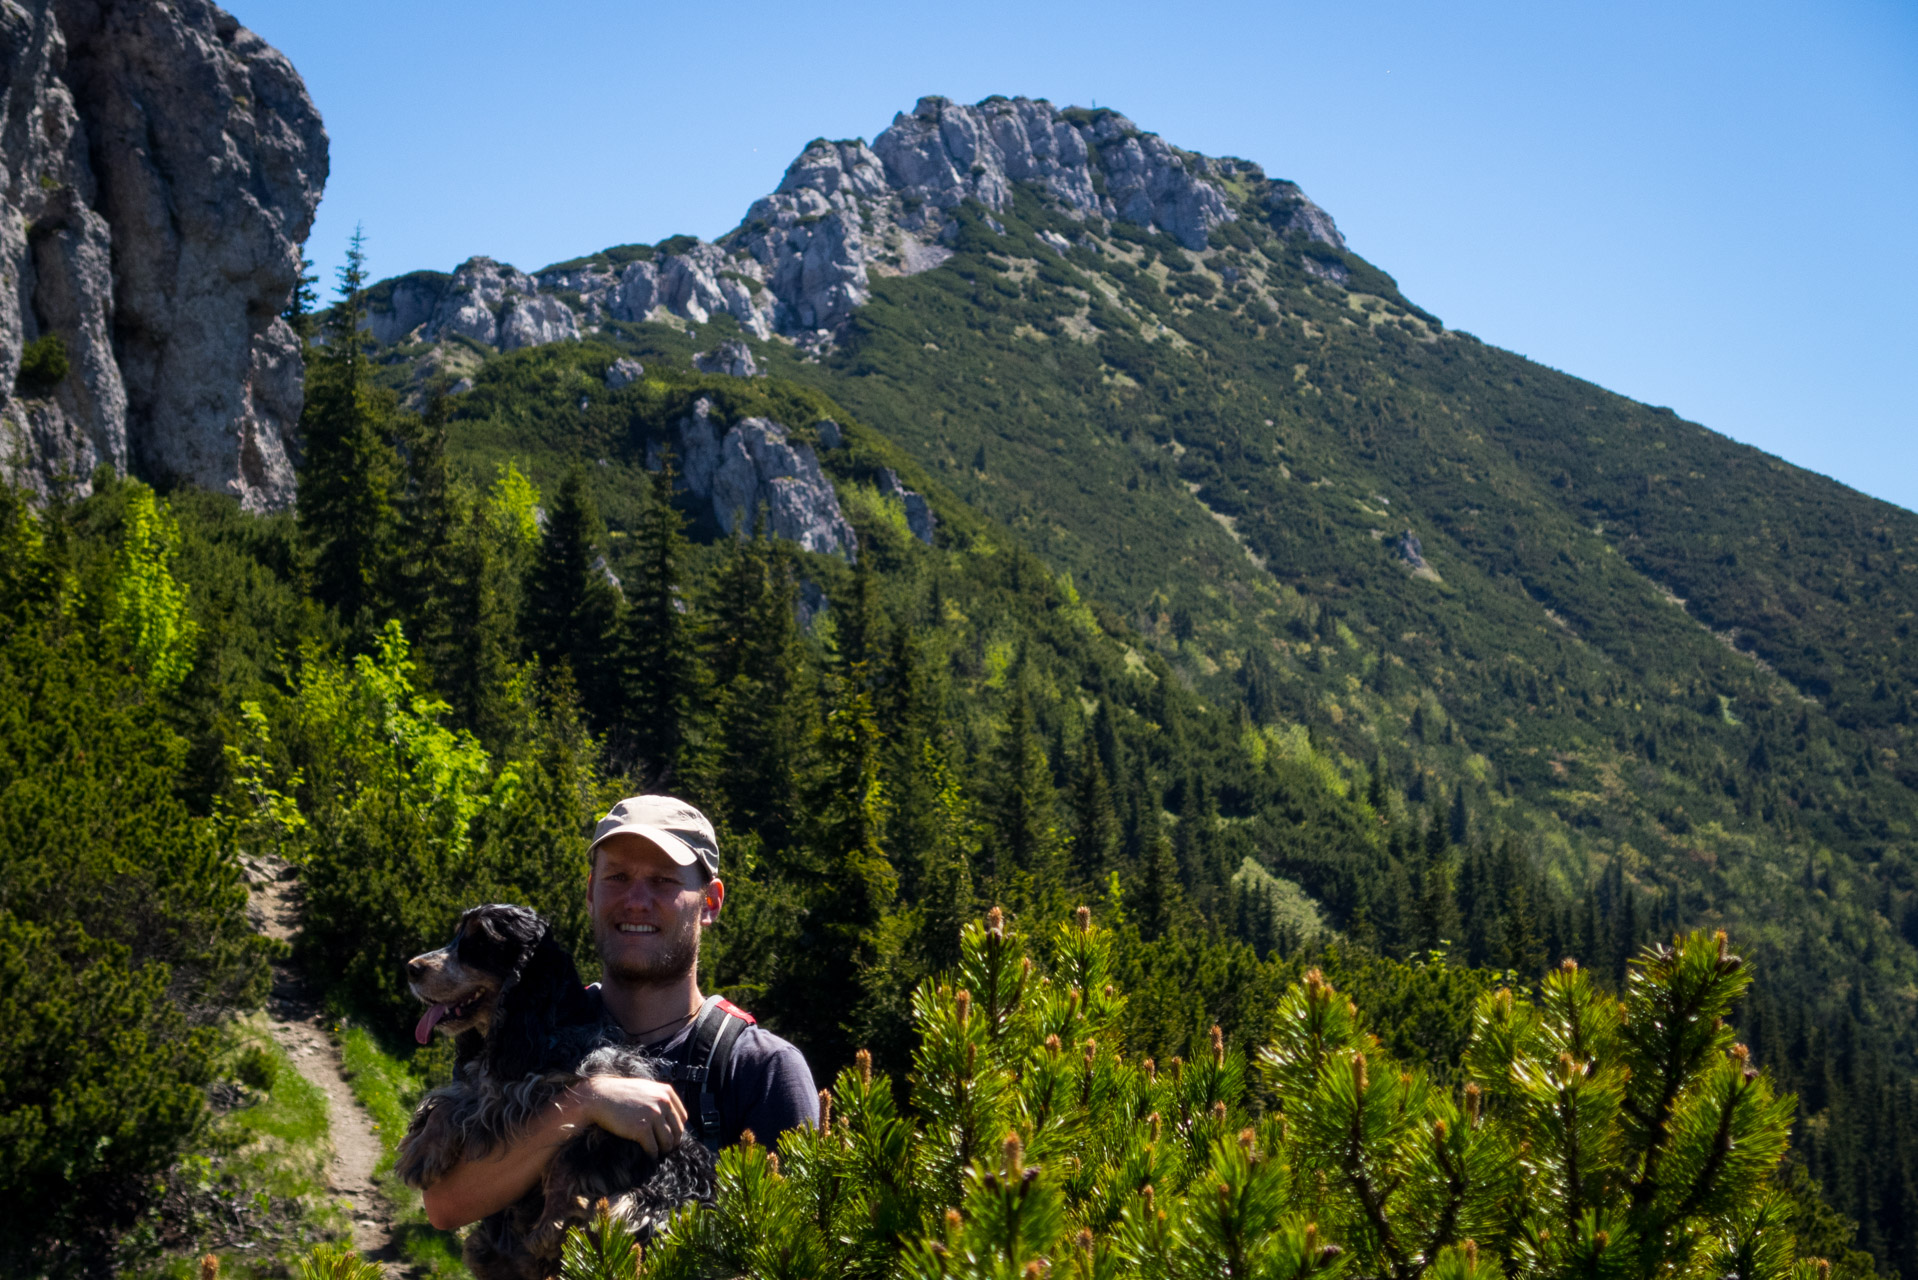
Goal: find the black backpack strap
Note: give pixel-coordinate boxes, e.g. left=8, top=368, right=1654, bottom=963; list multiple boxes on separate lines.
left=669, top=994, right=755, bottom=1151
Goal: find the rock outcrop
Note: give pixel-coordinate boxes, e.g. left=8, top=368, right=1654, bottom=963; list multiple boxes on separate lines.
left=693, top=339, right=758, bottom=378
left=1395, top=530, right=1441, bottom=583
left=603, top=356, right=644, bottom=390
left=673, top=396, right=855, bottom=558
left=365, top=257, right=580, bottom=351
left=876, top=467, right=936, bottom=545
left=1, top=0, right=326, bottom=509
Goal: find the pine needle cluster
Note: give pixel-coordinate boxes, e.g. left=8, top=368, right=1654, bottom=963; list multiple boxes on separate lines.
left=584, top=914, right=1812, bottom=1280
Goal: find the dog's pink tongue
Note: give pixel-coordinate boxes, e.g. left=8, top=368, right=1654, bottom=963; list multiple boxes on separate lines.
left=415, top=1003, right=450, bottom=1045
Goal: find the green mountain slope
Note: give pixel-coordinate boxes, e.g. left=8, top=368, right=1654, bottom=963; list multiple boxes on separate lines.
left=338, top=106, right=1918, bottom=1271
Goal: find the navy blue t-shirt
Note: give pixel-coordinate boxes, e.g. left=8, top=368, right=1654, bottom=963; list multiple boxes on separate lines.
left=584, top=988, right=818, bottom=1149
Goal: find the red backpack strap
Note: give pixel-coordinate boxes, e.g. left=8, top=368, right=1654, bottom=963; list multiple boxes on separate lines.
left=712, top=996, right=756, bottom=1025
left=671, top=994, right=755, bottom=1150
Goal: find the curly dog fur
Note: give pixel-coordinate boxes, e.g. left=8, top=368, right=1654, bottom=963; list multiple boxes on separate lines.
left=395, top=904, right=716, bottom=1280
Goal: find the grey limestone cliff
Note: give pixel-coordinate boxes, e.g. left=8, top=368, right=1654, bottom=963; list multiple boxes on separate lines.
left=672, top=396, right=856, bottom=559
left=1, top=0, right=326, bottom=509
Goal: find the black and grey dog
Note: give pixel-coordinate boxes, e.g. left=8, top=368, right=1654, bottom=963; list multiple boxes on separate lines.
left=396, top=904, right=716, bottom=1280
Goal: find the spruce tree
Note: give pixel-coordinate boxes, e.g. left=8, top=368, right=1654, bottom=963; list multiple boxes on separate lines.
left=1416, top=801, right=1461, bottom=953
left=1068, top=725, right=1119, bottom=892
left=798, top=652, right=899, bottom=1064
left=619, top=466, right=700, bottom=778
left=702, top=529, right=807, bottom=856
left=522, top=469, right=621, bottom=720
left=1137, top=824, right=1182, bottom=940
left=390, top=394, right=462, bottom=681
left=297, top=227, right=398, bottom=631
left=983, top=666, right=1059, bottom=904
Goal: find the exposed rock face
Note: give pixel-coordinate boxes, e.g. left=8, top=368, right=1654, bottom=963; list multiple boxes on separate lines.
left=0, top=0, right=326, bottom=509
left=1264, top=182, right=1343, bottom=250
left=1396, top=529, right=1441, bottom=583
left=673, top=396, right=855, bottom=558
left=365, top=257, right=581, bottom=351
left=724, top=96, right=1235, bottom=335
left=603, top=356, right=644, bottom=390
left=876, top=467, right=936, bottom=545
left=693, top=339, right=757, bottom=378
left=361, top=96, right=1306, bottom=352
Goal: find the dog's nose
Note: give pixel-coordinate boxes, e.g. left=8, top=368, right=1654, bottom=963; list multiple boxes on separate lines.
left=406, top=957, right=429, bottom=981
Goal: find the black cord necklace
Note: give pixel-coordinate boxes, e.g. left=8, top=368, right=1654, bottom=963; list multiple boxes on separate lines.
left=626, top=1005, right=697, bottom=1042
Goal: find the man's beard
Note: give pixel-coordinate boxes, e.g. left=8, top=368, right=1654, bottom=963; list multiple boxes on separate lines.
left=596, top=915, right=699, bottom=985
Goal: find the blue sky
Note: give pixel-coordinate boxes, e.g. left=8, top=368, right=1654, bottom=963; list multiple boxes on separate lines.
left=241, top=0, right=1916, bottom=511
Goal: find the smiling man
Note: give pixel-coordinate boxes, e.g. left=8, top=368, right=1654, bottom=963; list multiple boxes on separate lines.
left=420, top=795, right=817, bottom=1232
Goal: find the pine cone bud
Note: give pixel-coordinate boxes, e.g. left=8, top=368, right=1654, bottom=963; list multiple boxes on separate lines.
left=1022, top=955, right=1033, bottom=980
left=946, top=1207, right=963, bottom=1238
left=1141, top=1184, right=1156, bottom=1213
left=1170, top=1056, right=1184, bottom=1082
left=1076, top=905, right=1092, bottom=933
left=1353, top=1053, right=1368, bottom=1094
left=740, top=1129, right=757, bottom=1148
left=1730, top=1043, right=1750, bottom=1064
left=199, top=1256, right=219, bottom=1280
left=1433, top=1119, right=1447, bottom=1138
left=1464, top=1083, right=1483, bottom=1122
left=1217, top=1182, right=1232, bottom=1207
left=818, top=1089, right=833, bottom=1133
left=1003, top=1130, right=1025, bottom=1179
left=766, top=1152, right=781, bottom=1177
left=1077, top=1227, right=1094, bottom=1254
left=1022, top=1262, right=1043, bottom=1280
left=856, top=1048, right=873, bottom=1086
left=1148, top=1111, right=1162, bottom=1142
left=1463, top=1239, right=1479, bottom=1265
left=1104, top=983, right=1115, bottom=1000
left=1595, top=1230, right=1610, bottom=1247
left=1816, top=1260, right=1831, bottom=1280
left=1561, top=957, right=1579, bottom=972
left=1305, top=1223, right=1317, bottom=1254
left=1144, top=1058, right=1157, bottom=1082
left=966, top=1042, right=977, bottom=1075
left=1084, top=1039, right=1098, bottom=1064
left=1305, top=968, right=1327, bottom=998
left=1211, top=1024, right=1225, bottom=1067
left=956, top=988, right=972, bottom=1025
left=1239, top=1126, right=1257, bottom=1152
left=1045, top=1034, right=1062, bottom=1056
left=987, top=906, right=1005, bottom=937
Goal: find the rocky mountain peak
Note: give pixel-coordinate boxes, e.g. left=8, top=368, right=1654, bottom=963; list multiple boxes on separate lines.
left=364, top=95, right=1343, bottom=356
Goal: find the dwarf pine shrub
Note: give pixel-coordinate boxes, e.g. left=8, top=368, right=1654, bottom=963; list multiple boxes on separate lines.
left=620, top=909, right=1816, bottom=1280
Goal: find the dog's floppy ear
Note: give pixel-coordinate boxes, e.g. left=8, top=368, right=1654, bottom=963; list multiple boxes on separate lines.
left=485, top=920, right=586, bottom=1081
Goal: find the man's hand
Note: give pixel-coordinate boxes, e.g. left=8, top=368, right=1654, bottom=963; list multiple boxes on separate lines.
left=575, top=1075, right=688, bottom=1154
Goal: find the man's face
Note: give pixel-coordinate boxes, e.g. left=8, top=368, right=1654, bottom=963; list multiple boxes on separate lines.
left=589, top=833, right=723, bottom=985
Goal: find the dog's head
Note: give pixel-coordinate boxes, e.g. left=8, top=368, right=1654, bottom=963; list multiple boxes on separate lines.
left=406, top=905, right=591, bottom=1075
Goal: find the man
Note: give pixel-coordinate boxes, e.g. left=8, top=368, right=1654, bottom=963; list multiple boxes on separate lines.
left=422, top=795, right=817, bottom=1231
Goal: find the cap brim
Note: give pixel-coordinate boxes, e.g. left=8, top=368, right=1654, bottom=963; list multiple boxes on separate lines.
left=589, top=823, right=705, bottom=868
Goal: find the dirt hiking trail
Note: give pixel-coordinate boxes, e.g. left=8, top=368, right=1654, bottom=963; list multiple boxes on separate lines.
left=248, top=857, right=407, bottom=1270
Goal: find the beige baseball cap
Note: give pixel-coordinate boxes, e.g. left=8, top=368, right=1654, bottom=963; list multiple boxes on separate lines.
left=589, top=795, right=720, bottom=878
